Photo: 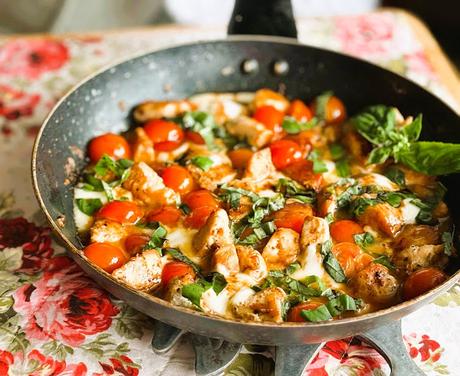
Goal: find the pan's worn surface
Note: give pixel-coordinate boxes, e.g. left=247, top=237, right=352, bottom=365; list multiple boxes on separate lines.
left=32, top=0, right=460, bottom=347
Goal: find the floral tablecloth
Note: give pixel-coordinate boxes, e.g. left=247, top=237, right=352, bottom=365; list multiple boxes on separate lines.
left=0, top=10, right=459, bottom=376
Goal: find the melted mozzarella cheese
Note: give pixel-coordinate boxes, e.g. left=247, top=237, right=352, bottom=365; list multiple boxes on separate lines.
left=400, top=198, right=421, bottom=224
left=73, top=188, right=107, bottom=232
left=200, top=288, right=230, bottom=316
left=166, top=226, right=198, bottom=262
left=230, top=287, right=255, bottom=306
left=292, top=244, right=325, bottom=280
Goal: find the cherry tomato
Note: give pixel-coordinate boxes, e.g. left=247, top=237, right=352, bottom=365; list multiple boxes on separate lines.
left=273, top=203, right=314, bottom=233
left=269, top=139, right=303, bottom=169
left=161, top=261, right=195, bottom=286
left=183, top=190, right=219, bottom=228
left=331, top=242, right=361, bottom=277
left=312, top=95, right=347, bottom=124
left=144, top=119, right=184, bottom=151
left=228, top=148, right=253, bottom=169
left=88, top=133, right=131, bottom=163
left=124, top=234, right=150, bottom=256
left=161, top=165, right=194, bottom=195
left=96, top=201, right=143, bottom=224
left=330, top=220, right=364, bottom=244
left=354, top=253, right=373, bottom=273
left=403, top=268, right=447, bottom=300
left=281, top=159, right=323, bottom=191
left=287, top=99, right=313, bottom=122
left=148, top=206, right=182, bottom=227
left=287, top=301, right=324, bottom=322
left=185, top=130, right=205, bottom=144
left=84, top=242, right=127, bottom=272
left=253, top=105, right=285, bottom=133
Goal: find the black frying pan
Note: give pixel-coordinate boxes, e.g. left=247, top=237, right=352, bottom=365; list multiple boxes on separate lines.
left=32, top=0, right=460, bottom=372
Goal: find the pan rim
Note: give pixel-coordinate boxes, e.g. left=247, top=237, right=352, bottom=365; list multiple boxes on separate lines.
left=32, top=36, right=460, bottom=331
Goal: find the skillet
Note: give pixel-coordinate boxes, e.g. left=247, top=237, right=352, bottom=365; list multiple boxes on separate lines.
left=32, top=0, right=460, bottom=362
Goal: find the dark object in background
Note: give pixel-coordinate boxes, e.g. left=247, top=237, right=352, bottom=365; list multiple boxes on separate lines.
left=383, top=0, right=460, bottom=67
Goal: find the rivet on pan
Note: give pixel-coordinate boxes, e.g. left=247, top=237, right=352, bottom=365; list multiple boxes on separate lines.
left=273, top=60, right=289, bottom=76
left=241, top=59, right=259, bottom=75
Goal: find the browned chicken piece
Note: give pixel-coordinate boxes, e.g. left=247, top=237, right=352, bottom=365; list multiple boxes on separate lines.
left=132, top=127, right=155, bottom=163
left=253, top=89, right=289, bottom=112
left=163, top=273, right=196, bottom=309
left=232, top=287, right=287, bottom=323
left=225, top=116, right=273, bottom=148
left=342, top=124, right=371, bottom=162
left=356, top=173, right=399, bottom=191
left=397, top=165, right=438, bottom=199
left=90, top=219, right=127, bottom=243
left=187, top=163, right=236, bottom=192
left=112, top=249, right=163, bottom=291
left=432, top=201, right=449, bottom=219
left=244, top=148, right=282, bottom=184
left=228, top=194, right=253, bottom=222
left=357, top=203, right=403, bottom=237
left=281, top=160, right=323, bottom=191
left=133, top=100, right=194, bottom=122
left=193, top=209, right=239, bottom=276
left=262, top=228, right=300, bottom=270
left=351, top=263, right=399, bottom=305
left=393, top=244, right=448, bottom=274
left=236, top=245, right=268, bottom=284
left=189, top=93, right=248, bottom=125
left=155, top=142, right=190, bottom=163
left=393, top=224, right=441, bottom=250
left=122, top=162, right=178, bottom=209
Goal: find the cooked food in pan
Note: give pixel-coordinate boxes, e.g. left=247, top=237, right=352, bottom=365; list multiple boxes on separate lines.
left=74, top=88, right=457, bottom=323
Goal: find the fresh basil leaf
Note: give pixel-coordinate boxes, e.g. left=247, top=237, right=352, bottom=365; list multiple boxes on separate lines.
left=384, top=167, right=406, bottom=187
left=314, top=91, right=333, bottom=121
left=352, top=105, right=398, bottom=145
left=182, top=280, right=211, bottom=307
left=320, top=240, right=346, bottom=283
left=308, top=149, right=328, bottom=174
left=76, top=198, right=103, bottom=216
left=181, top=111, right=216, bottom=149
left=442, top=228, right=454, bottom=256
left=286, top=262, right=301, bottom=275
left=325, top=294, right=358, bottom=316
left=275, top=178, right=316, bottom=204
left=239, top=221, right=276, bottom=245
left=282, top=117, right=317, bottom=134
left=329, top=143, right=346, bottom=160
left=143, top=225, right=167, bottom=253
left=335, top=159, right=350, bottom=178
left=94, top=154, right=133, bottom=178
left=83, top=173, right=104, bottom=191
left=373, top=255, right=396, bottom=271
left=367, top=146, right=392, bottom=165
left=353, top=232, right=374, bottom=248
left=301, top=305, right=332, bottom=322
left=165, top=248, right=201, bottom=274
left=402, top=114, right=422, bottom=142
left=219, top=185, right=259, bottom=209
left=101, top=180, right=114, bottom=201
left=191, top=156, right=214, bottom=171
left=211, top=273, right=227, bottom=294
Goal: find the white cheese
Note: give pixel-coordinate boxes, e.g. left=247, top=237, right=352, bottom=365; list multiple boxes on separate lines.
left=73, top=188, right=107, bottom=232
left=400, top=198, right=421, bottom=224
left=200, top=288, right=230, bottom=316
left=165, top=226, right=198, bottom=262
left=230, top=287, right=255, bottom=306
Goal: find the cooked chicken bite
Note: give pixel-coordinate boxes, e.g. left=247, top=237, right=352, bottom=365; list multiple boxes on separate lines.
left=213, top=245, right=240, bottom=277
left=225, top=116, right=273, bottom=148
left=244, top=148, right=282, bottom=183
left=112, top=249, right=163, bottom=291
left=262, top=228, right=300, bottom=270
left=393, top=244, right=448, bottom=274
left=132, top=127, right=155, bottom=163
left=236, top=245, right=268, bottom=284
left=358, top=203, right=402, bottom=237
left=253, top=89, right=289, bottom=112
left=189, top=93, right=247, bottom=124
left=163, top=273, right=196, bottom=309
left=90, top=219, right=127, bottom=243
left=357, top=173, right=399, bottom=192
left=133, top=100, right=194, bottom=122
left=393, top=225, right=441, bottom=250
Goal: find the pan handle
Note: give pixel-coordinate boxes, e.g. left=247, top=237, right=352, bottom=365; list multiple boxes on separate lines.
left=227, top=0, right=297, bottom=39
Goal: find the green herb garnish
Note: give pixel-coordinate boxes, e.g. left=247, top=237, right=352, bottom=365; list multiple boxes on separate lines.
left=353, top=232, right=375, bottom=248
left=275, top=178, right=316, bottom=204
left=191, top=156, right=214, bottom=171
left=165, top=248, right=201, bottom=274
left=143, top=225, right=167, bottom=253
left=76, top=198, right=103, bottom=216
left=320, top=240, right=346, bottom=283
left=282, top=117, right=318, bottom=134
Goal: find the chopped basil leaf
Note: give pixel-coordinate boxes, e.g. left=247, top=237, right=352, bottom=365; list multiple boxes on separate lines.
left=308, top=150, right=328, bottom=174
left=143, top=225, right=167, bottom=253
left=182, top=280, right=211, bottom=307
left=219, top=185, right=259, bottom=209
left=373, top=255, right=396, bottom=271
left=101, top=180, right=114, bottom=201
left=329, top=144, right=346, bottom=160
left=353, top=232, right=374, bottom=248
left=179, top=203, right=191, bottom=215
left=165, top=248, right=201, bottom=274
left=83, top=173, right=104, bottom=191
left=335, top=159, right=350, bottom=177
left=301, top=305, right=332, bottom=322
left=384, top=166, right=406, bottom=187
left=442, top=228, right=454, bottom=256
left=94, top=154, right=133, bottom=178
left=282, top=116, right=318, bottom=134
left=325, top=294, right=358, bottom=316
left=239, top=221, right=277, bottom=245
left=211, top=273, right=227, bottom=294
left=258, top=270, right=323, bottom=299
left=286, top=262, right=301, bottom=275
left=76, top=198, right=103, bottom=216
left=275, top=178, right=316, bottom=204
left=320, top=240, right=346, bottom=283
left=180, top=111, right=216, bottom=149
left=191, top=156, right=214, bottom=171
left=314, top=91, right=333, bottom=121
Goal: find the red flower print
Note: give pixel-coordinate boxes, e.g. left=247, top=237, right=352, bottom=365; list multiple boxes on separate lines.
left=13, top=261, right=119, bottom=346
left=0, top=217, right=54, bottom=274
left=404, top=333, right=444, bottom=363
left=0, top=85, right=40, bottom=120
left=0, top=350, right=13, bottom=375
left=99, top=355, right=139, bottom=376
left=0, top=39, right=69, bottom=79
left=27, top=349, right=66, bottom=375
left=335, top=14, right=396, bottom=60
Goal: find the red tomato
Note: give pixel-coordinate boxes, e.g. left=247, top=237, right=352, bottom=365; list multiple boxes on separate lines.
left=287, top=99, right=313, bottom=122
left=185, top=130, right=205, bottom=144
left=330, top=220, right=364, bottom=244
left=312, top=95, right=347, bottom=124
left=96, top=201, right=143, bottom=224
left=183, top=190, right=219, bottom=228
left=403, top=268, right=447, bottom=300
left=88, top=133, right=131, bottom=163
left=354, top=253, right=373, bottom=273
left=287, top=301, right=324, bottom=322
left=269, top=139, right=303, bottom=169
left=273, top=203, right=314, bottom=233
left=124, top=234, right=150, bottom=256
left=228, top=148, right=254, bottom=169
left=281, top=159, right=323, bottom=191
left=148, top=206, right=182, bottom=227
left=161, top=165, right=194, bottom=195
left=84, top=242, right=127, bottom=272
left=144, top=119, right=184, bottom=151
left=161, top=261, right=195, bottom=286
left=253, top=105, right=285, bottom=133
left=331, top=242, right=361, bottom=277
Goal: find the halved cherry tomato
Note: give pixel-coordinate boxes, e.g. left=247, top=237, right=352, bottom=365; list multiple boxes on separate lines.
left=161, top=165, right=194, bottom=195
left=124, top=234, right=150, bottom=256
left=354, top=253, right=373, bottom=273
left=253, top=105, right=284, bottom=133
left=287, top=99, right=313, bottom=122
left=403, top=268, right=447, bottom=300
left=269, top=139, right=303, bottom=169
left=228, top=148, right=254, bottom=169
left=148, top=206, right=182, bottom=227
left=185, top=130, right=205, bottom=144
left=287, top=301, right=324, bottom=322
left=88, top=133, right=131, bottom=162
left=330, top=220, right=364, bottom=244
left=84, top=242, right=127, bottom=272
left=312, top=95, right=347, bottom=124
left=273, top=203, right=314, bottom=233
left=96, top=201, right=143, bottom=224
left=331, top=242, right=361, bottom=277
left=183, top=190, right=219, bottom=228
left=281, top=159, right=323, bottom=191
left=161, top=261, right=195, bottom=287
left=144, top=119, right=184, bottom=151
